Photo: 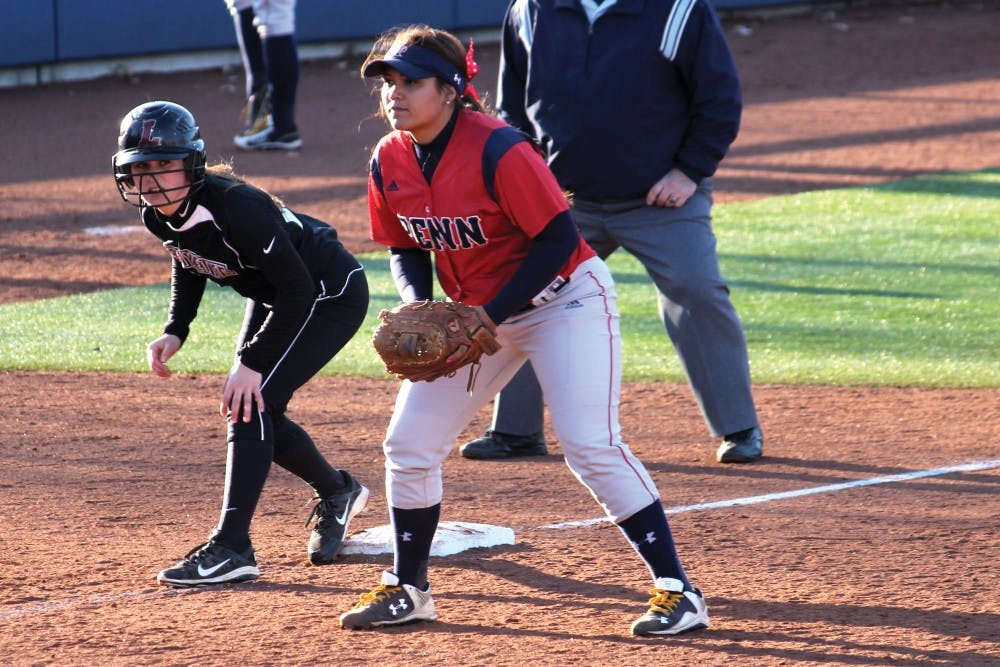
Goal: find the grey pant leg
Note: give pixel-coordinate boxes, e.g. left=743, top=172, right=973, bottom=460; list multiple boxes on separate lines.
left=573, top=181, right=758, bottom=437
left=490, top=360, right=545, bottom=436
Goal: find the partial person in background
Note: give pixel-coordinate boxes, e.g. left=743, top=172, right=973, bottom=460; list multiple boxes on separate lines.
left=112, top=101, right=369, bottom=586
left=460, top=0, right=764, bottom=464
left=226, top=0, right=303, bottom=150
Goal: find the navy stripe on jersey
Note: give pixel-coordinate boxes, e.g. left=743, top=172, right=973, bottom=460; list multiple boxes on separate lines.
left=371, top=154, right=385, bottom=199
left=482, top=126, right=535, bottom=201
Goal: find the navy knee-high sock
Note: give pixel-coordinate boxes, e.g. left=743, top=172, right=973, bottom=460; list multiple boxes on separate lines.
left=391, top=504, right=440, bottom=590
left=272, top=416, right=346, bottom=497
left=617, top=501, right=691, bottom=589
left=263, top=34, right=299, bottom=134
left=235, top=8, right=266, bottom=98
left=212, top=439, right=274, bottom=553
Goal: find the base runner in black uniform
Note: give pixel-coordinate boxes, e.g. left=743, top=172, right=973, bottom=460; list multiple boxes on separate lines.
left=112, top=101, right=370, bottom=586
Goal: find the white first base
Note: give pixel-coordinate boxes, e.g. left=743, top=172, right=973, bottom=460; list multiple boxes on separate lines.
left=340, top=521, right=515, bottom=557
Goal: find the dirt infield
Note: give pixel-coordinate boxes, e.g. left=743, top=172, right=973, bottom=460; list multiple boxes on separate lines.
left=2, top=2, right=999, bottom=665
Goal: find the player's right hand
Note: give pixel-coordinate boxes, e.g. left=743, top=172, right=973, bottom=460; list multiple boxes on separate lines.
left=147, top=334, right=182, bottom=377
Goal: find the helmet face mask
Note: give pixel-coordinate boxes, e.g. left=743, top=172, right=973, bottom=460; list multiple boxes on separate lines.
left=116, top=160, right=195, bottom=209
left=112, top=101, right=206, bottom=213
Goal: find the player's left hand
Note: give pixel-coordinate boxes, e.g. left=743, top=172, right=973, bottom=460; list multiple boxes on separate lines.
left=372, top=300, right=501, bottom=385
left=220, top=361, right=265, bottom=423
left=647, top=168, right=696, bottom=208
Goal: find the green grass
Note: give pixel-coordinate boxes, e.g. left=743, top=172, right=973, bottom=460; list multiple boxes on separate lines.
left=1, top=169, right=997, bottom=387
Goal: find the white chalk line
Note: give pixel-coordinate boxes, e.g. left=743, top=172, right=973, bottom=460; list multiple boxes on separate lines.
left=537, top=458, right=1000, bottom=530
left=0, top=588, right=194, bottom=620
left=83, top=225, right=144, bottom=236
left=3, top=458, right=998, bottom=620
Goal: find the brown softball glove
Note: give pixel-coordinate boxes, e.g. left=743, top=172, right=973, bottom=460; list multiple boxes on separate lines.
left=372, top=300, right=501, bottom=386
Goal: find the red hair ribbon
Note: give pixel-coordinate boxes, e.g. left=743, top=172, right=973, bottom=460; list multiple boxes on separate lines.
left=465, top=39, right=481, bottom=101
left=466, top=39, right=480, bottom=81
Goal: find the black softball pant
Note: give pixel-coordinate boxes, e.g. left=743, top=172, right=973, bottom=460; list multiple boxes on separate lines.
left=213, top=264, right=369, bottom=549
left=228, top=262, right=369, bottom=483
left=236, top=264, right=369, bottom=420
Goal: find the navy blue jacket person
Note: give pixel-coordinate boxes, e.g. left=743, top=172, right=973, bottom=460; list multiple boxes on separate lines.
left=461, top=0, right=764, bottom=465
left=113, top=101, right=371, bottom=586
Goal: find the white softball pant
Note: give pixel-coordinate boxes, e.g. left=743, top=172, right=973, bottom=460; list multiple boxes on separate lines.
left=225, top=0, right=295, bottom=37
left=382, top=256, right=661, bottom=523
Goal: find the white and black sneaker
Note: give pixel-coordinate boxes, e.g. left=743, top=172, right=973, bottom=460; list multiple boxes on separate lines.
left=156, top=539, right=260, bottom=587
left=340, top=571, right=438, bottom=630
left=306, top=471, right=369, bottom=565
left=233, top=127, right=302, bottom=151
left=630, top=577, right=710, bottom=636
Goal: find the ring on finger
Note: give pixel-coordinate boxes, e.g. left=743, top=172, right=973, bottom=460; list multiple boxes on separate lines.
left=667, top=193, right=678, bottom=204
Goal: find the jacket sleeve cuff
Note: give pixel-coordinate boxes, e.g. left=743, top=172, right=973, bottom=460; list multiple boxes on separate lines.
left=675, top=160, right=710, bottom=184
left=236, top=347, right=267, bottom=375
left=164, top=322, right=189, bottom=345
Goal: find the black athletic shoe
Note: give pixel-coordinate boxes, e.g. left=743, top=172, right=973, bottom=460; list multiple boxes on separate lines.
left=339, top=571, right=438, bottom=630
left=630, top=578, right=710, bottom=636
left=156, top=539, right=260, bottom=587
left=306, top=472, right=370, bottom=565
left=234, top=127, right=302, bottom=151
left=716, top=426, right=764, bottom=463
left=459, top=430, right=548, bottom=460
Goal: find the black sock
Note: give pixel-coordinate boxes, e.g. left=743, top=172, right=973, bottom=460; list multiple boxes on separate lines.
left=391, top=504, right=440, bottom=590
left=213, top=438, right=273, bottom=553
left=272, top=416, right=346, bottom=497
left=617, top=501, right=690, bottom=589
left=263, top=34, right=299, bottom=135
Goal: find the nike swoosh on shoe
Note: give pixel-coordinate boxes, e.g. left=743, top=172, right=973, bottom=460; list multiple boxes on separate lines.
left=335, top=506, right=351, bottom=525
left=197, top=559, right=231, bottom=577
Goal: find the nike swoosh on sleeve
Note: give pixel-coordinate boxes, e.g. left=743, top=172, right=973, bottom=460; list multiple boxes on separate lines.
left=263, top=236, right=276, bottom=254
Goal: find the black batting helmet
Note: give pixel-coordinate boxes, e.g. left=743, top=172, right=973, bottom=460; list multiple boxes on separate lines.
left=112, top=101, right=206, bottom=209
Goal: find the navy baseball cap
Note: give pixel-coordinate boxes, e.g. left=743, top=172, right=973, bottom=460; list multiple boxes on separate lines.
left=363, top=43, right=467, bottom=94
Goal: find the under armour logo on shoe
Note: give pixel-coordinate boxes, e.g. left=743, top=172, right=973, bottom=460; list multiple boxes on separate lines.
left=389, top=598, right=411, bottom=616
left=401, top=531, right=412, bottom=542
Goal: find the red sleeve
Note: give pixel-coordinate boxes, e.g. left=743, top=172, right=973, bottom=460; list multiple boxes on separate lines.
left=491, top=141, right=570, bottom=239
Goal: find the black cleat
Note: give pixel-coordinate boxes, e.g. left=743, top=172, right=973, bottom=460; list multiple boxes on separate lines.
left=459, top=430, right=548, bottom=460
left=631, top=578, right=710, bottom=636
left=339, top=571, right=438, bottom=630
left=234, top=128, right=302, bottom=151
left=157, top=539, right=260, bottom=587
left=306, top=472, right=369, bottom=565
left=716, top=426, right=763, bottom=463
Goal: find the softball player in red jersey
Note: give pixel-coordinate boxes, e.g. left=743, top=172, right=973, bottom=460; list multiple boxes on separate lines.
left=338, top=26, right=708, bottom=638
